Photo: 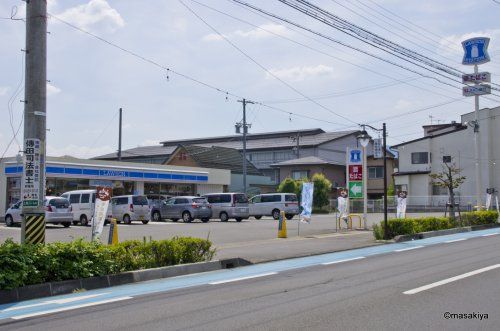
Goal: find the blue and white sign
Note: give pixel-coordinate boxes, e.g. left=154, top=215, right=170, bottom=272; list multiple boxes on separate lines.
left=349, top=149, right=363, bottom=164
left=462, top=37, right=490, bottom=65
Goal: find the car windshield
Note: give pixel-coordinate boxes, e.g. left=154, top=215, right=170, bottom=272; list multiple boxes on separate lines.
left=133, top=196, right=148, bottom=205
left=234, top=194, right=248, bottom=203
left=285, top=195, right=298, bottom=202
left=193, top=198, right=207, bottom=204
left=49, top=198, right=70, bottom=208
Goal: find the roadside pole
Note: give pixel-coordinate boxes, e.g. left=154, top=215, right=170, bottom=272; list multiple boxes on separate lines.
left=473, top=64, right=482, bottom=209
left=21, top=0, right=47, bottom=244
left=118, top=107, right=123, bottom=161
left=237, top=99, right=253, bottom=194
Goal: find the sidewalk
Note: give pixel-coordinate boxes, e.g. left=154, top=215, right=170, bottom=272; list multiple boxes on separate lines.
left=214, top=230, right=381, bottom=263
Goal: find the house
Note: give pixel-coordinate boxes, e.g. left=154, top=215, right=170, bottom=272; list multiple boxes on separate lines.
left=392, top=106, right=500, bottom=206
left=164, top=145, right=274, bottom=194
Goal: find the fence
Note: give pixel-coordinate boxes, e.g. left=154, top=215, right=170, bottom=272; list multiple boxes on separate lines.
left=329, top=196, right=483, bottom=214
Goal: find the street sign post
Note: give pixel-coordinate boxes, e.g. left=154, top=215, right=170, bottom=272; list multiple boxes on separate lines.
left=462, top=84, right=491, bottom=97
left=349, top=182, right=363, bottom=199
left=349, top=165, right=363, bottom=181
left=462, top=37, right=490, bottom=65
left=347, top=148, right=363, bottom=199
left=462, top=72, right=491, bottom=84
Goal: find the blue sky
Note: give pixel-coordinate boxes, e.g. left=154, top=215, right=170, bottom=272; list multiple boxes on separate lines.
left=1, top=0, right=499, bottom=158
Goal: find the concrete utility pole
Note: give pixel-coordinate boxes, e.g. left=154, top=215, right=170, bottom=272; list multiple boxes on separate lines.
left=21, top=0, right=47, bottom=244
left=473, top=64, right=483, bottom=209
left=118, top=108, right=123, bottom=161
left=237, top=99, right=253, bottom=194
left=295, top=132, right=300, bottom=159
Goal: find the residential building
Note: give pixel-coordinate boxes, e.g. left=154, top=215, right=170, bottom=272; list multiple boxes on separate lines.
left=392, top=106, right=500, bottom=206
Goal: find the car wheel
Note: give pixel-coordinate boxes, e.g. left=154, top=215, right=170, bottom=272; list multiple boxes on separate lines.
left=5, top=215, right=14, bottom=227
left=235, top=218, right=243, bottom=222
left=272, top=209, right=281, bottom=220
left=62, top=222, right=71, bottom=228
left=254, top=216, right=262, bottom=220
left=220, top=212, right=229, bottom=222
left=152, top=211, right=161, bottom=222
left=285, top=214, right=294, bottom=220
left=201, top=218, right=210, bottom=223
left=123, top=214, right=132, bottom=224
left=72, top=221, right=79, bottom=226
left=142, top=220, right=149, bottom=224
left=182, top=211, right=192, bottom=223
left=80, top=215, right=89, bottom=226
left=171, top=218, right=179, bottom=222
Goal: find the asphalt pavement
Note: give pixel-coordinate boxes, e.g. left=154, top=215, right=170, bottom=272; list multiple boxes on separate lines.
left=1, top=228, right=499, bottom=330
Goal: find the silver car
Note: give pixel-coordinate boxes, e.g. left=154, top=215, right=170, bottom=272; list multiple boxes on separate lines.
left=249, top=193, right=300, bottom=220
left=162, top=196, right=212, bottom=223
left=203, top=193, right=249, bottom=222
left=4, top=197, right=73, bottom=227
left=110, top=195, right=150, bottom=224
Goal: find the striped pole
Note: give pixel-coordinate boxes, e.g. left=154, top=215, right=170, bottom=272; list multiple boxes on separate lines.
left=22, top=215, right=45, bottom=244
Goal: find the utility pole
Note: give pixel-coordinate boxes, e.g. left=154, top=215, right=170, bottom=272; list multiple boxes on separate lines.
left=118, top=108, right=123, bottom=161
left=383, top=123, right=388, bottom=240
left=237, top=99, right=253, bottom=194
left=295, top=132, right=300, bottom=159
left=21, top=0, right=47, bottom=244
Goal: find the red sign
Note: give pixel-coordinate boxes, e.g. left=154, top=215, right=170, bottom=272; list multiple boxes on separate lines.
left=349, top=165, right=363, bottom=181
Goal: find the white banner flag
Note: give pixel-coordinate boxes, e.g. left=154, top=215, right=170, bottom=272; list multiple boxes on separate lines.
left=396, top=191, right=407, bottom=219
left=92, top=186, right=112, bottom=239
left=300, top=182, right=314, bottom=223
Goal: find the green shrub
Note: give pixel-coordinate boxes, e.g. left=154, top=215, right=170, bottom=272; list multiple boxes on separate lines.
left=373, top=211, right=498, bottom=240
left=0, top=237, right=214, bottom=290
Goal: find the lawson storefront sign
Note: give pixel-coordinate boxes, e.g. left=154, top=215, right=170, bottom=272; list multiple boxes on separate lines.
left=5, top=164, right=209, bottom=183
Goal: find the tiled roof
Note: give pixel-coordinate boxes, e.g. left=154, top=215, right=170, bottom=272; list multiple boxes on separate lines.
left=270, top=156, right=344, bottom=167
left=94, top=145, right=176, bottom=160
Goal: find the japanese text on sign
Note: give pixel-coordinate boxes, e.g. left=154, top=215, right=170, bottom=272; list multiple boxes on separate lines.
left=22, top=139, right=41, bottom=207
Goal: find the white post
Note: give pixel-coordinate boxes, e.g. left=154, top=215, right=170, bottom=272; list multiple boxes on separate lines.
left=473, top=64, right=483, bottom=209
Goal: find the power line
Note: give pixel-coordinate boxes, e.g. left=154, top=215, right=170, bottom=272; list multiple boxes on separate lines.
left=179, top=0, right=359, bottom=126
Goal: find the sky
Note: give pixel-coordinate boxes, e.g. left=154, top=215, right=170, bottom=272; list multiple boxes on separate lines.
left=1, top=0, right=499, bottom=159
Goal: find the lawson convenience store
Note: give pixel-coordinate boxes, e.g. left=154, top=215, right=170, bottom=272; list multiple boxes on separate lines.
left=0, top=156, right=230, bottom=216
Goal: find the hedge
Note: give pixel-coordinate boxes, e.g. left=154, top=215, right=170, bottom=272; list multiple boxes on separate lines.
left=373, top=211, right=499, bottom=240
left=0, top=237, right=215, bottom=290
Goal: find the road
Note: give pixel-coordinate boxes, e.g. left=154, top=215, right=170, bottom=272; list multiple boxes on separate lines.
left=1, top=228, right=498, bottom=330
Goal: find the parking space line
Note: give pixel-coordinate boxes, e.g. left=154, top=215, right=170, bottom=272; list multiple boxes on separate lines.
left=403, top=264, right=500, bottom=295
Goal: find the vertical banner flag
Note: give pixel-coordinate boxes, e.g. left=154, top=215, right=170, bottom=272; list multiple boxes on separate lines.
left=301, top=182, right=314, bottom=223
left=92, top=186, right=112, bottom=239
left=396, top=191, right=407, bottom=219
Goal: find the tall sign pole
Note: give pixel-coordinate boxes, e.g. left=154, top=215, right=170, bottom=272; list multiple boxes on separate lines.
left=21, top=0, right=48, bottom=244
left=461, top=37, right=491, bottom=209
left=237, top=99, right=254, bottom=194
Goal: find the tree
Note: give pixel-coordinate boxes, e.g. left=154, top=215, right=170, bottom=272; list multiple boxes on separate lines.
left=277, top=177, right=298, bottom=195
left=429, top=162, right=466, bottom=220
left=311, top=173, right=332, bottom=209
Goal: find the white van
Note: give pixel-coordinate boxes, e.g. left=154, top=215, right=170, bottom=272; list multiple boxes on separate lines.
left=61, top=189, right=111, bottom=226
left=249, top=193, right=300, bottom=220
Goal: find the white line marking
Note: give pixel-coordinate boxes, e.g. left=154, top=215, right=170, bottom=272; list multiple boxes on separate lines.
left=11, top=296, right=132, bottom=320
left=3, top=293, right=109, bottom=312
left=395, top=246, right=424, bottom=252
left=482, top=233, right=499, bottom=237
left=445, top=238, right=467, bottom=243
left=403, top=264, right=500, bottom=295
left=321, top=256, right=366, bottom=265
left=209, top=272, right=277, bottom=285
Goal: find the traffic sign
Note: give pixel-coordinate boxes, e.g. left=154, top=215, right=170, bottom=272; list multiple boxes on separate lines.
left=462, top=72, right=491, bottom=84
left=349, top=149, right=362, bottom=164
left=349, top=182, right=363, bottom=198
left=463, top=84, right=491, bottom=97
left=462, top=37, right=490, bottom=65
left=349, top=165, right=363, bottom=181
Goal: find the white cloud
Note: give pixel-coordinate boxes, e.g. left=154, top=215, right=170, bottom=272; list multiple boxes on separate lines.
left=439, top=29, right=500, bottom=56
left=202, top=23, right=291, bottom=42
left=55, top=0, right=124, bottom=32
left=394, top=99, right=413, bottom=111
left=47, top=144, right=114, bottom=158
left=266, top=64, right=336, bottom=82
left=140, top=139, right=160, bottom=146
left=0, top=86, right=9, bottom=96
left=47, top=83, right=61, bottom=96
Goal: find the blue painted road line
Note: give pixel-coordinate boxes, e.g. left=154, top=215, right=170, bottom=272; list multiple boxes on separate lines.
left=1, top=227, right=499, bottom=321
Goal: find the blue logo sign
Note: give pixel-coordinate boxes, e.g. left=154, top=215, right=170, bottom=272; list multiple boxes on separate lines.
left=462, top=37, right=490, bottom=65
left=349, top=149, right=362, bottom=164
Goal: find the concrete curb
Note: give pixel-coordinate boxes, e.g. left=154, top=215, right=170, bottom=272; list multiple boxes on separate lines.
left=394, top=223, right=500, bottom=242
left=0, top=257, right=252, bottom=305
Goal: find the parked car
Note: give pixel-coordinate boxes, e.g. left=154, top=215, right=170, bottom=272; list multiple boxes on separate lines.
left=148, top=194, right=173, bottom=222
left=110, top=195, right=150, bottom=224
left=4, top=197, right=73, bottom=227
left=249, top=193, right=300, bottom=220
left=202, top=193, right=249, bottom=222
left=160, top=196, right=212, bottom=223
left=61, top=189, right=112, bottom=226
